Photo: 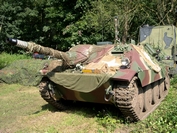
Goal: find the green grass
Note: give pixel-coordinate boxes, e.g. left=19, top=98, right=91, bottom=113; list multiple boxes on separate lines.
left=0, top=82, right=177, bottom=133
left=0, top=52, right=31, bottom=69
left=0, top=84, right=110, bottom=133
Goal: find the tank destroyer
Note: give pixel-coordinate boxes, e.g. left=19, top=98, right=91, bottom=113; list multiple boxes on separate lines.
left=7, top=34, right=170, bottom=121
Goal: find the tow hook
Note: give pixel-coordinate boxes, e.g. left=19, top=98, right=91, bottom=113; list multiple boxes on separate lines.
left=104, top=86, right=115, bottom=102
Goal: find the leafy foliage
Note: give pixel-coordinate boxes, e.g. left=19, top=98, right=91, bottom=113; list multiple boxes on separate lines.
left=0, top=0, right=177, bottom=53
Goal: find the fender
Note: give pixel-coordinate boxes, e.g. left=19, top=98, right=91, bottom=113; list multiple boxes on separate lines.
left=111, top=69, right=136, bottom=81
left=138, top=69, right=165, bottom=87
left=111, top=68, right=165, bottom=87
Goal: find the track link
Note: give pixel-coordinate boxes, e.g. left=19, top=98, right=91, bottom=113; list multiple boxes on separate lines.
left=114, top=76, right=169, bottom=122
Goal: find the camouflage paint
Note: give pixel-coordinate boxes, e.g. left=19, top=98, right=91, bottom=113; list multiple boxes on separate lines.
left=138, top=70, right=163, bottom=87
left=48, top=42, right=168, bottom=102
left=112, top=44, right=165, bottom=86
left=85, top=45, right=114, bottom=63
left=111, top=69, right=136, bottom=81
left=7, top=38, right=169, bottom=104
left=140, top=25, right=177, bottom=74
left=27, top=42, right=113, bottom=66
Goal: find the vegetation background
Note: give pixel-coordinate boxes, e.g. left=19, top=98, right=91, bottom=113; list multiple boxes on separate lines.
left=0, top=1, right=177, bottom=132
left=0, top=0, right=177, bottom=53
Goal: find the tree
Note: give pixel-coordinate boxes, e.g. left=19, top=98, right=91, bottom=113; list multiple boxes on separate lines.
left=0, top=0, right=177, bottom=53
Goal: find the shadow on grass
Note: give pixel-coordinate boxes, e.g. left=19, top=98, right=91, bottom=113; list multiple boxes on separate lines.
left=36, top=101, right=125, bottom=122
left=33, top=104, right=57, bottom=114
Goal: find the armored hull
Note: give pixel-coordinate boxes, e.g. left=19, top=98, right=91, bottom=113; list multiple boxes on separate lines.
left=7, top=38, right=170, bottom=121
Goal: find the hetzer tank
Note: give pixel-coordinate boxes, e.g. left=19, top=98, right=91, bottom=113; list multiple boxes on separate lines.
left=6, top=17, right=171, bottom=122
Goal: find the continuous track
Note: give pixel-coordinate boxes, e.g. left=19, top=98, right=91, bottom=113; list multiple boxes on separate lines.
left=38, top=76, right=169, bottom=122
left=113, top=76, right=169, bottom=121
left=38, top=78, right=67, bottom=110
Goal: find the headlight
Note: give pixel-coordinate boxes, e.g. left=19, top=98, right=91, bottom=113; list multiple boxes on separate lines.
left=121, top=57, right=130, bottom=66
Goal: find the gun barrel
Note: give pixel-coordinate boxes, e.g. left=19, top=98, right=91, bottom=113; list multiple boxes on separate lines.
left=7, top=38, right=101, bottom=66
left=7, top=38, right=17, bottom=45
left=7, top=38, right=28, bottom=49
left=7, top=38, right=71, bottom=64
